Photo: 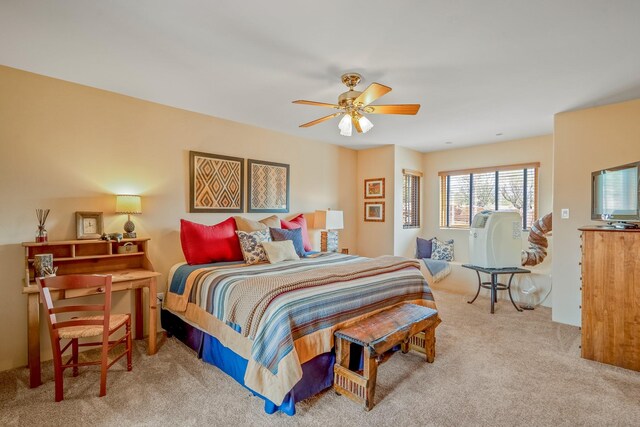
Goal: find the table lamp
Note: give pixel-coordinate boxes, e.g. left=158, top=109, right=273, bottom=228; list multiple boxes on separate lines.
left=315, top=209, right=344, bottom=252
left=116, top=195, right=142, bottom=238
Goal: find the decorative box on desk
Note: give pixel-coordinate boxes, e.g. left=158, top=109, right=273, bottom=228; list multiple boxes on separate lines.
left=22, top=237, right=161, bottom=388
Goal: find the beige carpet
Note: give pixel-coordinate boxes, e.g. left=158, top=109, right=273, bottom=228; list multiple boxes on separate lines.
left=1, top=290, right=639, bottom=426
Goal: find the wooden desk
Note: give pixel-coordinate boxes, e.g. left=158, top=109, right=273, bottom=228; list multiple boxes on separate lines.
left=22, top=238, right=161, bottom=388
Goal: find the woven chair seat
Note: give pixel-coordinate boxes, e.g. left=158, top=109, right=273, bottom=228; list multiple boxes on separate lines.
left=58, top=314, right=130, bottom=339
left=37, top=274, right=133, bottom=401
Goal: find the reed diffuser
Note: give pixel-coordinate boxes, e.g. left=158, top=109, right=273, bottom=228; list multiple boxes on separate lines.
left=35, top=209, right=50, bottom=243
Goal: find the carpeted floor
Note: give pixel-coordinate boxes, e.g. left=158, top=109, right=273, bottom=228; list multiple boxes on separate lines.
left=1, top=290, right=639, bottom=426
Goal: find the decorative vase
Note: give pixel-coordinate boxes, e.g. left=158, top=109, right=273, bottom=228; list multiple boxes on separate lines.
left=518, top=276, right=537, bottom=310
left=35, top=209, right=50, bottom=243
left=35, top=225, right=48, bottom=243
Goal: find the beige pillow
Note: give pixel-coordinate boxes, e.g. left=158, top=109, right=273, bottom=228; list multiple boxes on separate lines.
left=234, top=215, right=280, bottom=232
left=260, top=215, right=280, bottom=229
left=262, top=240, right=300, bottom=264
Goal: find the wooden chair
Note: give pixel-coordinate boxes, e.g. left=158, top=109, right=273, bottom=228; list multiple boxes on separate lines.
left=36, top=274, right=132, bottom=402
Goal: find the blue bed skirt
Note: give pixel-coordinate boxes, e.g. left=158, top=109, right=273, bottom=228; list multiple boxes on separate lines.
left=161, top=309, right=336, bottom=415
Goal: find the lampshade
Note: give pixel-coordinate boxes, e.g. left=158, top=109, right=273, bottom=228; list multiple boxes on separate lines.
left=116, top=195, right=142, bottom=214
left=338, top=114, right=352, bottom=136
left=315, top=209, right=344, bottom=230
left=359, top=115, right=374, bottom=133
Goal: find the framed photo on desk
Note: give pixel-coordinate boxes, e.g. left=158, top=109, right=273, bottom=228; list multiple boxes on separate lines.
left=76, top=211, right=104, bottom=239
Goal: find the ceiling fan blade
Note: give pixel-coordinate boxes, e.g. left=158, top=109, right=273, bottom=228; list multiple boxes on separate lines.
left=354, top=83, right=392, bottom=107
left=366, top=104, right=421, bottom=115
left=293, top=100, right=341, bottom=109
left=299, top=112, right=342, bottom=128
left=352, top=116, right=363, bottom=133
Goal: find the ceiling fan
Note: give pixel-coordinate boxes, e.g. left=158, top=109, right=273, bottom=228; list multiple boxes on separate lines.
left=293, top=73, right=420, bottom=136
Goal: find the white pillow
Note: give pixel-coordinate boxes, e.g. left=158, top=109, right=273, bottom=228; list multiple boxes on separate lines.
left=262, top=240, right=300, bottom=264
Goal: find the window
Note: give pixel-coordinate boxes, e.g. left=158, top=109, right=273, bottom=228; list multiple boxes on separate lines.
left=439, top=163, right=539, bottom=230
left=402, top=169, right=421, bottom=228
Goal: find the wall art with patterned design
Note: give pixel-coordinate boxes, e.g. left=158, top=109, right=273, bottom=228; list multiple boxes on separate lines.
left=189, top=151, right=244, bottom=213
left=247, top=159, right=290, bottom=213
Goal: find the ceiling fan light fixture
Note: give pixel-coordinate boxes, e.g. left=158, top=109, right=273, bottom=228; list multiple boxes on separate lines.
left=359, top=115, right=374, bottom=133
left=293, top=74, right=420, bottom=135
left=338, top=114, right=352, bottom=136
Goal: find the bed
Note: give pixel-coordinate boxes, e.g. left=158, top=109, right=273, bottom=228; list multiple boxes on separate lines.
left=162, top=252, right=438, bottom=415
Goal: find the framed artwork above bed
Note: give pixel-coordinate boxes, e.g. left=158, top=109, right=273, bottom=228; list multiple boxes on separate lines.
left=248, top=159, right=290, bottom=213
left=189, top=151, right=244, bottom=213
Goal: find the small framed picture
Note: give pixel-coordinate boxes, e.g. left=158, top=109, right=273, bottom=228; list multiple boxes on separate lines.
left=364, top=178, right=385, bottom=199
left=364, top=202, right=385, bottom=222
left=76, top=211, right=104, bottom=240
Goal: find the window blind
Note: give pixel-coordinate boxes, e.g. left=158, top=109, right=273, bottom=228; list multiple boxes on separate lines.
left=403, top=172, right=420, bottom=228
left=446, top=174, right=470, bottom=228
left=439, top=163, right=539, bottom=229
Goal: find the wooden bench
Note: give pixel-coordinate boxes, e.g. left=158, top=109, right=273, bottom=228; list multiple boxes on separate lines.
left=333, top=303, right=440, bottom=410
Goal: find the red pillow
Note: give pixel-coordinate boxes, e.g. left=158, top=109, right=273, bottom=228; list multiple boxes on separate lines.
left=280, top=214, right=312, bottom=252
left=180, top=217, right=243, bottom=265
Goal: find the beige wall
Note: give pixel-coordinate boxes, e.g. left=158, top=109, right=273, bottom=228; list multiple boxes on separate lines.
left=394, top=146, right=424, bottom=258
left=421, top=135, right=554, bottom=304
left=0, top=66, right=357, bottom=371
left=552, top=99, right=640, bottom=326
left=354, top=145, right=425, bottom=259
left=356, top=145, right=395, bottom=257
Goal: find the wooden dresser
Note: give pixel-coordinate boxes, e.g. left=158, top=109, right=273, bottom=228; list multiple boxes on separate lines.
left=22, top=238, right=161, bottom=387
left=579, top=227, right=640, bottom=371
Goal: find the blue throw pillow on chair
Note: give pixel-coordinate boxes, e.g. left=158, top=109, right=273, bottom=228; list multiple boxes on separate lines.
left=270, top=227, right=307, bottom=258
left=416, top=237, right=433, bottom=259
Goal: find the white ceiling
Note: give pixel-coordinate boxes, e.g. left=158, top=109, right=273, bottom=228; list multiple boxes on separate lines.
left=1, top=1, right=640, bottom=152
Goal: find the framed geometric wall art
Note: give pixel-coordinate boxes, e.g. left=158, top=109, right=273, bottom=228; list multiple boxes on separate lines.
left=189, top=151, right=244, bottom=213
left=247, top=159, right=290, bottom=213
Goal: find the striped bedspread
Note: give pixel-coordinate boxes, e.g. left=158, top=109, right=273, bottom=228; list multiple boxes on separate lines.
left=165, top=252, right=437, bottom=405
